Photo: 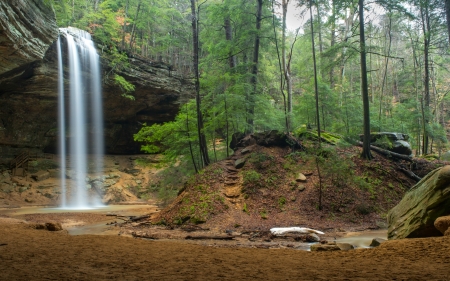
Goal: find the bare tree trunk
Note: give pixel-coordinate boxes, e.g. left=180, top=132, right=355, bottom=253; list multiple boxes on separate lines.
left=420, top=3, right=431, bottom=155
left=247, top=0, right=263, bottom=133
left=282, top=0, right=292, bottom=129
left=378, top=14, right=392, bottom=131
left=224, top=16, right=235, bottom=157
left=445, top=0, right=450, bottom=45
left=271, top=0, right=289, bottom=132
left=329, top=0, right=336, bottom=88
left=121, top=0, right=129, bottom=50
left=359, top=0, right=373, bottom=160
left=190, top=0, right=210, bottom=167
left=309, top=1, right=321, bottom=143
left=129, top=0, right=142, bottom=51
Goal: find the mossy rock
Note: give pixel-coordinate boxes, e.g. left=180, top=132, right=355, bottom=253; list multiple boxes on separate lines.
left=294, top=128, right=342, bottom=145
left=388, top=165, right=450, bottom=239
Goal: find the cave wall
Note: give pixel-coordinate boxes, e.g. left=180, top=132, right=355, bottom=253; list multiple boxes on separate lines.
left=0, top=1, right=193, bottom=158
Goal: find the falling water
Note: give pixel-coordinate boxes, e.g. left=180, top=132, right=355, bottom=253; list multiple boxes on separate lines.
left=58, top=27, right=104, bottom=209
left=57, top=36, right=66, bottom=207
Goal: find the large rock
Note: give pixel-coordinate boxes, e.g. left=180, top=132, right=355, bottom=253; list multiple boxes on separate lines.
left=434, top=216, right=450, bottom=235
left=387, top=166, right=450, bottom=239
left=360, top=132, right=412, bottom=156
left=310, top=242, right=341, bottom=251
left=0, top=0, right=58, bottom=75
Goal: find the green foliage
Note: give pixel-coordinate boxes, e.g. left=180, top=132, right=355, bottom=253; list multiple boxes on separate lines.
left=114, top=74, right=135, bottom=100
left=373, top=135, right=393, bottom=150
left=278, top=197, right=286, bottom=209
left=242, top=202, right=248, bottom=213
left=242, top=170, right=262, bottom=186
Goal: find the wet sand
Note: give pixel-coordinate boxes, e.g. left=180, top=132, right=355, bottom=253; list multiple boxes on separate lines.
left=0, top=221, right=449, bottom=280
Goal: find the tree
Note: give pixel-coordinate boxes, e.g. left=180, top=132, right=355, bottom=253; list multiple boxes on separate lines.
left=247, top=0, right=263, bottom=133
left=191, top=0, right=210, bottom=167
left=359, top=0, right=373, bottom=160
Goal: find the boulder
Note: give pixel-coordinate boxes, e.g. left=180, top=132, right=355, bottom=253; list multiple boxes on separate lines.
left=234, top=158, right=246, bottom=169
left=31, top=171, right=50, bottom=182
left=253, top=130, right=288, bottom=147
left=230, top=132, right=246, bottom=150
left=387, top=166, right=450, bottom=239
left=359, top=132, right=412, bottom=156
left=45, top=222, right=63, bottom=231
left=295, top=173, right=307, bottom=182
left=310, top=242, right=340, bottom=251
left=305, top=233, right=320, bottom=242
left=434, top=216, right=450, bottom=235
left=392, top=140, right=413, bottom=156
left=369, top=238, right=386, bottom=247
left=336, top=243, right=354, bottom=251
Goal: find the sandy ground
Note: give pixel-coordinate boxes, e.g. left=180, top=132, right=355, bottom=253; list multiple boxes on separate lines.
left=0, top=219, right=449, bottom=280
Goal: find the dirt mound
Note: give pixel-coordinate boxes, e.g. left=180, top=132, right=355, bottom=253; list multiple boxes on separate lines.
left=150, top=141, right=444, bottom=232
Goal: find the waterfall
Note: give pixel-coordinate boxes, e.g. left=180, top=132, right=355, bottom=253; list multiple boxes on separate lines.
left=58, top=27, right=104, bottom=209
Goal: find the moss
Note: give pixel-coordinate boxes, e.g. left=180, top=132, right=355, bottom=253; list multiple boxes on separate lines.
left=294, top=128, right=343, bottom=145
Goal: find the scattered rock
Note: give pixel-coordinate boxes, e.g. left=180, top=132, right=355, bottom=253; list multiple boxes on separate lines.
left=45, top=222, right=63, bottom=231
left=234, top=158, right=247, bottom=169
left=24, top=198, right=35, bottom=203
left=388, top=165, right=450, bottom=239
left=33, top=224, right=46, bottom=230
left=241, top=147, right=252, bottom=155
left=305, top=233, right=320, bottom=242
left=434, top=216, right=450, bottom=235
left=310, top=242, right=341, bottom=251
left=295, top=173, right=307, bottom=182
left=298, top=185, right=305, bottom=192
left=336, top=243, right=354, bottom=251
left=31, top=171, right=50, bottom=182
left=370, top=238, right=386, bottom=247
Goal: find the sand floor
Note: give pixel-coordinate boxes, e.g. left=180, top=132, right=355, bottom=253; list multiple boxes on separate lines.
left=0, top=220, right=449, bottom=281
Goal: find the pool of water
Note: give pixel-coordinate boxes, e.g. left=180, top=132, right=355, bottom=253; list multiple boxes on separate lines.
left=335, top=229, right=387, bottom=248
left=0, top=204, right=155, bottom=216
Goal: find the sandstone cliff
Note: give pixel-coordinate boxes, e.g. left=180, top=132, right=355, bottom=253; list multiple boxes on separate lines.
left=0, top=1, right=193, bottom=159
left=0, top=0, right=58, bottom=75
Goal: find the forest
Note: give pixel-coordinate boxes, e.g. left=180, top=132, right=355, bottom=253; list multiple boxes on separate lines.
left=48, top=0, right=450, bottom=169
left=1, top=1, right=450, bottom=279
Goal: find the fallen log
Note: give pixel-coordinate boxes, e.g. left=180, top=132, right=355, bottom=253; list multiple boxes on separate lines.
left=397, top=164, right=422, bottom=182
left=357, top=141, right=413, bottom=162
left=185, top=235, right=235, bottom=240
left=128, top=215, right=150, bottom=222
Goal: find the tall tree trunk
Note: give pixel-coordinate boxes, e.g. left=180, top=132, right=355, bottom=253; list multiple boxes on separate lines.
left=224, top=17, right=236, bottom=69
left=247, top=0, right=263, bottom=133
left=329, top=0, right=336, bottom=88
left=378, top=14, right=392, bottom=132
left=190, top=0, right=210, bottom=167
left=309, top=1, right=321, bottom=143
left=121, top=0, right=129, bottom=50
left=282, top=0, right=292, bottom=130
left=316, top=1, right=324, bottom=80
left=420, top=3, right=430, bottom=155
left=271, top=0, right=289, bottom=132
left=359, top=0, right=373, bottom=160
left=445, top=0, right=450, bottom=44
left=129, top=0, right=142, bottom=51
left=224, top=15, right=235, bottom=157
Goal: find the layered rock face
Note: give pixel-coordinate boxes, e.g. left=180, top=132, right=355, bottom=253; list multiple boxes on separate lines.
left=0, top=0, right=58, bottom=74
left=387, top=165, right=450, bottom=239
left=0, top=41, right=192, bottom=156
left=0, top=1, right=193, bottom=158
